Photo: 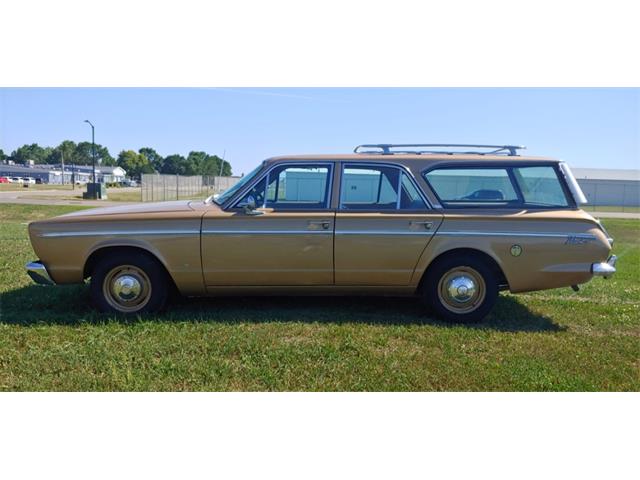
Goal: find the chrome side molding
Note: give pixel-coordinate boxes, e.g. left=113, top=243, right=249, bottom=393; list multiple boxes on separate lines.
left=26, top=261, right=55, bottom=285
left=591, top=255, right=617, bottom=279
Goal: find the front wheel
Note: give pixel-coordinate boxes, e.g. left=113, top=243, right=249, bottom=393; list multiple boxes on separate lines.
left=422, top=255, right=499, bottom=323
left=90, top=252, right=169, bottom=314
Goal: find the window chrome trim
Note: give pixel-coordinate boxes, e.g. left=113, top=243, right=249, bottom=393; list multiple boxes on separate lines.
left=339, top=162, right=433, bottom=211
left=559, top=161, right=588, bottom=205
left=229, top=162, right=335, bottom=211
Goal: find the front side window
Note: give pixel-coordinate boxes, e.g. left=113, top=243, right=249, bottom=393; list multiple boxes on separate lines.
left=423, top=165, right=571, bottom=208
left=265, top=165, right=331, bottom=209
left=236, top=164, right=332, bottom=210
left=340, top=165, right=427, bottom=210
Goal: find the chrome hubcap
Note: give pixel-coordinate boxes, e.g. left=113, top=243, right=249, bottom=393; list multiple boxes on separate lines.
left=103, top=265, right=151, bottom=313
left=112, top=275, right=142, bottom=302
left=447, top=275, right=477, bottom=303
left=438, top=267, right=486, bottom=314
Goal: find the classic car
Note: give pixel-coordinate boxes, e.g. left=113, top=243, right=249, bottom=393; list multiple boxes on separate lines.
left=26, top=144, right=617, bottom=322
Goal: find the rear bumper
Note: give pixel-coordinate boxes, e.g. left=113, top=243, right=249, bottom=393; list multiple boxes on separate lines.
left=591, top=255, right=617, bottom=278
left=26, top=261, right=55, bottom=285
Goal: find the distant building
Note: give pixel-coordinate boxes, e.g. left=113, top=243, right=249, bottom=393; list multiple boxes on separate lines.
left=0, top=163, right=127, bottom=184
left=572, top=168, right=639, bottom=207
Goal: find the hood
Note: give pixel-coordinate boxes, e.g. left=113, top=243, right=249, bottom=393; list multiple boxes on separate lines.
left=57, top=200, right=201, bottom=218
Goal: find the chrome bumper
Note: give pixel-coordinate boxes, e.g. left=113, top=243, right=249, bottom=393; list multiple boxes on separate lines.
left=591, top=255, right=617, bottom=279
left=26, top=261, right=55, bottom=285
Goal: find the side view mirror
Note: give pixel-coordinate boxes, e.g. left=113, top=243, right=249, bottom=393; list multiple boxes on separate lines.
left=243, top=196, right=264, bottom=216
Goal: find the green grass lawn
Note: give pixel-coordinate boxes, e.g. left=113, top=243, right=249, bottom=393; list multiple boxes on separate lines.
left=0, top=204, right=638, bottom=391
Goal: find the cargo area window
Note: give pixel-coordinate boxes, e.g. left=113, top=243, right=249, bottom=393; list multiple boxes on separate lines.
left=423, top=165, right=572, bottom=208
left=512, top=166, right=569, bottom=207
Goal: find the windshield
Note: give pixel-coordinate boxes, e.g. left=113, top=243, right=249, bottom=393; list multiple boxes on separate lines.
left=212, top=162, right=265, bottom=205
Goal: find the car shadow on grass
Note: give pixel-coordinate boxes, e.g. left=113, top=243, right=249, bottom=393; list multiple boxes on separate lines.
left=1, top=284, right=565, bottom=333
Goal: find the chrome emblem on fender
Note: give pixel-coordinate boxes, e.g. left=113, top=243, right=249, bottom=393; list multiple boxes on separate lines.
left=510, top=245, right=522, bottom=257
left=565, top=235, right=593, bottom=245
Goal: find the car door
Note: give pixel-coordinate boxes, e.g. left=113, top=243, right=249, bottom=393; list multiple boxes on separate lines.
left=334, top=163, right=443, bottom=285
left=201, top=163, right=335, bottom=286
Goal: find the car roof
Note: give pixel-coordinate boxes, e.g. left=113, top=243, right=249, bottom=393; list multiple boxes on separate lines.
left=265, top=153, right=558, bottom=166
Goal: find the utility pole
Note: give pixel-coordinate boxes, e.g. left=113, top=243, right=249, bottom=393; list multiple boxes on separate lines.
left=218, top=149, right=226, bottom=177
left=61, top=149, right=65, bottom=185
left=84, top=120, right=96, bottom=183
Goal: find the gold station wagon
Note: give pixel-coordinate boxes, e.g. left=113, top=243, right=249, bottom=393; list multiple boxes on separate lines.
left=26, top=144, right=617, bottom=322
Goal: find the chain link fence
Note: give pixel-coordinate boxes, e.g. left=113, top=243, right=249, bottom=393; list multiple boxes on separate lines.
left=141, top=174, right=241, bottom=202
left=578, top=179, right=639, bottom=213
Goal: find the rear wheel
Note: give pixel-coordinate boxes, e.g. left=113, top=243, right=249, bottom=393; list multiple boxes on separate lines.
left=423, top=255, right=498, bottom=323
left=90, top=252, right=169, bottom=314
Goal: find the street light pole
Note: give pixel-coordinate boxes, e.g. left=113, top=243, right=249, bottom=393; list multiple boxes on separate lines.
left=84, top=120, right=96, bottom=183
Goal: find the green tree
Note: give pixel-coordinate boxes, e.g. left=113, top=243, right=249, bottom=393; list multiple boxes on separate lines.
left=184, top=151, right=231, bottom=176
left=160, top=154, right=188, bottom=175
left=186, top=151, right=208, bottom=175
left=117, top=150, right=154, bottom=180
left=11, top=143, right=49, bottom=164
left=76, top=142, right=115, bottom=166
left=139, top=147, right=164, bottom=171
left=59, top=140, right=78, bottom=164
left=0, top=149, right=6, bottom=162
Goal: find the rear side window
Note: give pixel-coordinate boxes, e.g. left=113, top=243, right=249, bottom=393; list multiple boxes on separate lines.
left=424, top=168, right=518, bottom=206
left=340, top=165, right=427, bottom=210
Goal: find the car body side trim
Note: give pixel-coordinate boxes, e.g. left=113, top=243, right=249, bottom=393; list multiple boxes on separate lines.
left=202, top=230, right=332, bottom=235
left=435, top=231, right=596, bottom=240
left=335, top=230, right=434, bottom=236
left=39, top=230, right=199, bottom=238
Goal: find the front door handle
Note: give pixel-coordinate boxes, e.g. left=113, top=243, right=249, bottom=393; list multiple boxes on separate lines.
left=410, top=221, right=434, bottom=230
left=308, top=220, right=331, bottom=230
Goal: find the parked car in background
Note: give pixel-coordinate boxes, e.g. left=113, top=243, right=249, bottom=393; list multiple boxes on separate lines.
left=10, top=177, right=22, bottom=183
left=25, top=144, right=616, bottom=322
left=120, top=179, right=138, bottom=187
left=22, top=177, right=36, bottom=185
left=0, top=176, right=9, bottom=183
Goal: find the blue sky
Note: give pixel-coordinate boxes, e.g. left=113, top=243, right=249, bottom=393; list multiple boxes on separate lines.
left=1, top=88, right=638, bottom=175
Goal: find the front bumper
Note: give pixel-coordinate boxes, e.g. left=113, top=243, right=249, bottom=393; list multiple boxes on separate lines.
left=26, top=261, right=55, bottom=285
left=591, top=255, right=617, bottom=279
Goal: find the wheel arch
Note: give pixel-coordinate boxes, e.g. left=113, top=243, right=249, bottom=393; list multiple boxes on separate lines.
left=417, top=247, right=509, bottom=293
left=83, top=245, right=178, bottom=294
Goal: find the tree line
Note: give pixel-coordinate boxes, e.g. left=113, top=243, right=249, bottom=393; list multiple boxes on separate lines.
left=0, top=142, right=232, bottom=180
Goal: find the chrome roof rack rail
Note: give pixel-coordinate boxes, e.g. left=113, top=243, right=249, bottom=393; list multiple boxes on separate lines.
left=353, top=144, right=526, bottom=156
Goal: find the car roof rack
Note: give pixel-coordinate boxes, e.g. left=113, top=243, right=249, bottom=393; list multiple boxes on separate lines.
left=353, top=144, right=526, bottom=156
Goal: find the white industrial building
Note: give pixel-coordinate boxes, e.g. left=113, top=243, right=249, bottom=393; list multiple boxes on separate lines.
left=572, top=168, right=639, bottom=207
left=0, top=163, right=127, bottom=184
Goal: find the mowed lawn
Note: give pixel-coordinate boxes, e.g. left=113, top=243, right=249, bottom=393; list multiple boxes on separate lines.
left=0, top=204, right=638, bottom=391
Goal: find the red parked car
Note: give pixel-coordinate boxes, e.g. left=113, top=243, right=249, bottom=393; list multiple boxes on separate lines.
left=0, top=176, right=10, bottom=183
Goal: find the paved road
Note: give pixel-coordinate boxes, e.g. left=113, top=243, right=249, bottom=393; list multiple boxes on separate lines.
left=587, top=211, right=640, bottom=219
left=0, top=188, right=138, bottom=207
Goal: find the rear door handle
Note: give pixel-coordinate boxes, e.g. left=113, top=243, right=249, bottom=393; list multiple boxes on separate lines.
left=410, top=221, right=434, bottom=230
left=308, top=220, right=331, bottom=230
